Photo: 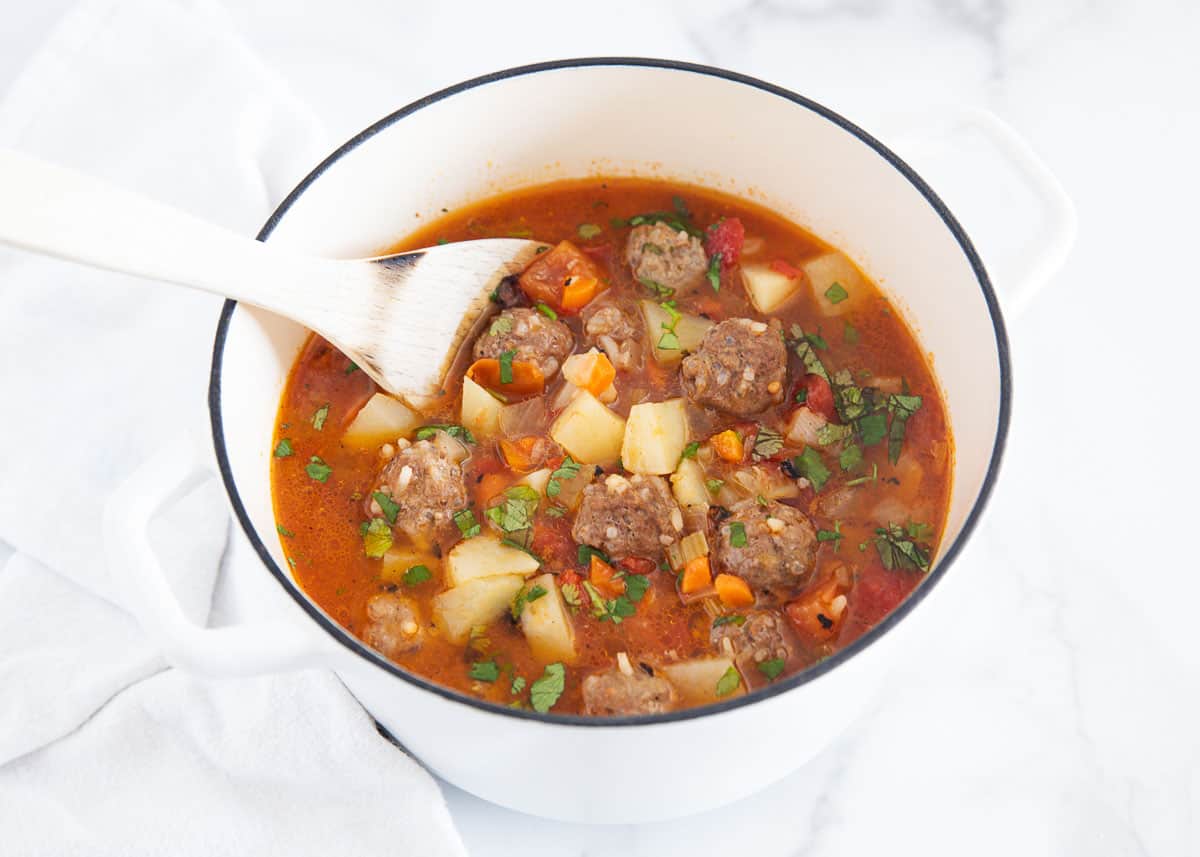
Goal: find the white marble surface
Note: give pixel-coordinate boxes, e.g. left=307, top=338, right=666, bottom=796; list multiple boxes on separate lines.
left=2, top=0, right=1198, bottom=854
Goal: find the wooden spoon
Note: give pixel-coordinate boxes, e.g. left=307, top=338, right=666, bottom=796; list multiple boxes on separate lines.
left=0, top=149, right=548, bottom=408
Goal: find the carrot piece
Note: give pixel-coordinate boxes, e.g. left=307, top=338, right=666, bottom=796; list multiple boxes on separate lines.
left=474, top=471, right=511, bottom=507
left=769, top=258, right=802, bottom=278
left=467, top=358, right=544, bottom=398
left=714, top=573, right=755, bottom=607
left=680, top=556, right=713, bottom=594
left=710, top=429, right=744, bottom=462
left=561, top=275, right=600, bottom=312
left=498, top=436, right=540, bottom=472
left=589, top=554, right=626, bottom=599
left=564, top=349, right=616, bottom=397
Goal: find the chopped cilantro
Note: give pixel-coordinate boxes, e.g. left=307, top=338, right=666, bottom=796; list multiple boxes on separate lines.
left=672, top=195, right=690, bottom=217
left=498, top=349, right=516, bottom=385
left=753, top=425, right=784, bottom=459
left=824, top=282, right=849, bottom=304
left=712, top=614, right=746, bottom=628
left=469, top=660, right=500, bottom=682
left=577, top=544, right=611, bottom=566
left=789, top=324, right=830, bottom=381
left=273, top=439, right=293, bottom=458
left=276, top=524, right=294, bottom=538
left=560, top=582, right=582, bottom=612
left=415, top=424, right=475, bottom=443
left=758, top=658, right=786, bottom=680
left=530, top=662, right=566, bottom=713
left=839, top=442, right=864, bottom=472
left=795, top=388, right=808, bottom=404
left=807, top=332, right=829, bottom=351
left=454, top=508, right=480, bottom=539
left=362, top=518, right=393, bottom=558
left=489, top=316, right=514, bottom=337
left=846, top=463, right=879, bottom=487
left=874, top=523, right=931, bottom=572
left=623, top=574, right=650, bottom=602
left=886, top=393, right=923, bottom=464
left=535, top=302, right=558, bottom=320
left=843, top=320, right=859, bottom=345
left=680, top=441, right=700, bottom=460
left=344, top=361, right=360, bottom=374
left=305, top=456, right=332, bottom=483
left=577, top=223, right=602, bottom=240
left=547, top=455, right=581, bottom=498
left=707, top=252, right=722, bottom=291
left=857, top=412, right=888, bottom=447
left=790, top=447, right=830, bottom=491
left=816, top=423, right=854, bottom=447
left=544, top=505, right=566, bottom=518
left=817, top=521, right=843, bottom=551
left=372, top=491, right=399, bottom=524
left=658, top=329, right=681, bottom=350
left=715, top=665, right=741, bottom=697
left=511, top=582, right=549, bottom=620
left=638, top=276, right=675, bottom=298
left=510, top=675, right=526, bottom=695
left=486, top=485, right=539, bottom=535
left=729, top=521, right=748, bottom=548
left=706, top=478, right=725, bottom=493
left=311, top=404, right=330, bottom=431
left=402, top=564, right=432, bottom=586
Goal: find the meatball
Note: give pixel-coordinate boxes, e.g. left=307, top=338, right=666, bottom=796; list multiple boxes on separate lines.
left=370, top=435, right=468, bottom=539
left=473, top=307, right=575, bottom=378
left=712, top=610, right=793, bottom=666
left=364, top=592, right=424, bottom=658
left=714, top=499, right=817, bottom=602
left=625, top=222, right=708, bottom=293
left=680, top=318, right=787, bottom=416
left=572, top=473, right=683, bottom=560
left=583, top=302, right=641, bottom=370
left=582, top=664, right=677, bottom=716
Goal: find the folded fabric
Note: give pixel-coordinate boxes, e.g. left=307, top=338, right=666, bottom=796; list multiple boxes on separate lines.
left=0, top=1, right=465, bottom=854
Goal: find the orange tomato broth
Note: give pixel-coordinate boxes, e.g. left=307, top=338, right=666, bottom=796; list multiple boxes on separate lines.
left=271, top=177, right=952, bottom=715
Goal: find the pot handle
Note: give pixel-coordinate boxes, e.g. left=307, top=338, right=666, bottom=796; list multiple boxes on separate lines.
left=103, top=437, right=336, bottom=676
left=887, top=108, right=1077, bottom=318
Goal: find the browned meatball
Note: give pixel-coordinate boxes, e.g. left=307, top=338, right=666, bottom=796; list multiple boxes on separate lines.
left=364, top=592, right=423, bottom=658
left=582, top=665, right=677, bottom=716
left=370, top=435, right=468, bottom=539
left=625, top=222, right=708, bottom=293
left=712, top=610, right=794, bottom=666
left=680, top=318, right=787, bottom=416
left=572, top=473, right=683, bottom=560
left=473, top=307, right=575, bottom=378
left=713, top=499, right=817, bottom=602
left=583, top=301, right=641, bottom=370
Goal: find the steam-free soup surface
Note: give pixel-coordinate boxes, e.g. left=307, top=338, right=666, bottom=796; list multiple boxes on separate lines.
left=271, top=178, right=951, bottom=717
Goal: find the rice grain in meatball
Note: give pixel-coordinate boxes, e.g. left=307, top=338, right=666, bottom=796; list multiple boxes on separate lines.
left=713, top=498, right=817, bottom=602
left=572, top=473, right=683, bottom=559
left=473, top=307, right=575, bottom=378
left=680, top=318, right=787, bottom=416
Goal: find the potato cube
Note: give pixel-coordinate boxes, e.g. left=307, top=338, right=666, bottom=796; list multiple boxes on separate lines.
left=621, top=398, right=689, bottom=475
left=461, top=375, right=502, bottom=439
left=549, top=390, right=626, bottom=464
left=638, top=300, right=713, bottom=365
left=661, top=657, right=745, bottom=705
left=802, top=251, right=867, bottom=316
left=446, top=535, right=540, bottom=587
left=671, top=457, right=710, bottom=508
left=432, top=574, right=525, bottom=644
left=741, top=262, right=802, bottom=313
left=380, top=545, right=440, bottom=584
left=342, top=393, right=421, bottom=448
left=519, top=573, right=578, bottom=663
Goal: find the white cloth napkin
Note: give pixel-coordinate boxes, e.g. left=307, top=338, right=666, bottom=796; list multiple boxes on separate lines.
left=0, top=2, right=465, bottom=854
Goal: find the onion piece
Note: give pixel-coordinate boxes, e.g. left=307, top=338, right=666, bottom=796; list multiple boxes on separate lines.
left=499, top=396, right=548, bottom=439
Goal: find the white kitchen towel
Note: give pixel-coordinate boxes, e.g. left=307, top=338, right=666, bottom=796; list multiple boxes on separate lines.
left=0, top=1, right=465, bottom=854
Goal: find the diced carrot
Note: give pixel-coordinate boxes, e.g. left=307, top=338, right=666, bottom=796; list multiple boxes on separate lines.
left=589, top=554, right=626, bottom=599
left=467, top=358, right=544, bottom=399
left=769, top=258, right=802, bottom=278
left=714, top=573, right=755, bottom=607
left=498, top=436, right=540, bottom=472
left=561, top=275, right=600, bottom=312
left=710, top=429, right=744, bottom=462
left=784, top=575, right=851, bottom=644
left=563, top=349, right=616, bottom=396
left=680, top=556, right=713, bottom=594
left=518, top=240, right=605, bottom=310
left=474, top=471, right=511, bottom=507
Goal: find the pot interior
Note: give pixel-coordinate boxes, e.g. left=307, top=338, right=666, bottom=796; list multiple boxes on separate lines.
left=213, top=61, right=1004, bottom=670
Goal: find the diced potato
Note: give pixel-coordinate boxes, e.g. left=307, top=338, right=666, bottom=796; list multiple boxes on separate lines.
left=461, top=375, right=502, bottom=439
left=741, top=263, right=802, bottom=313
left=550, top=390, right=626, bottom=464
left=661, top=657, right=745, bottom=705
left=445, top=535, right=540, bottom=587
left=381, top=545, right=440, bottom=584
left=519, top=573, right=577, bottom=664
left=671, top=457, right=710, bottom=508
left=516, top=468, right=552, bottom=495
left=802, top=251, right=867, bottom=316
left=342, top=393, right=421, bottom=448
left=432, top=574, right=526, bottom=644
left=638, top=300, right=713, bottom=365
left=621, top=398, right=688, bottom=475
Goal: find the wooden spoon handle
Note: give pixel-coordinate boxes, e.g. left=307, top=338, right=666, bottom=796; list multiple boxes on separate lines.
left=0, top=148, right=342, bottom=318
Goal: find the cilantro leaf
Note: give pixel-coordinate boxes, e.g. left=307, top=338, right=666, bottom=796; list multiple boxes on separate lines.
left=577, top=545, right=611, bottom=566
left=680, top=441, right=700, bottom=460
left=535, top=302, right=558, bottom=320
left=486, top=485, right=539, bottom=535
left=839, top=442, right=863, bottom=472
left=311, top=404, right=330, bottom=431
left=273, top=438, right=293, bottom=458
left=305, top=456, right=332, bottom=483
left=547, top=455, right=581, bottom=498
left=712, top=614, right=746, bottom=628
left=873, top=523, right=931, bottom=572
left=489, top=315, right=514, bottom=337
left=416, top=424, right=476, bottom=444
left=886, top=393, right=923, bottom=465
left=817, top=521, right=843, bottom=551
left=857, top=412, right=888, bottom=447
left=498, top=349, right=516, bottom=385
left=729, top=521, right=748, bottom=548
left=577, top=223, right=602, bottom=240
left=715, top=665, right=741, bottom=697
left=362, top=518, right=393, bottom=558
left=530, top=663, right=566, bottom=713
left=276, top=524, right=294, bottom=538
left=843, top=320, right=859, bottom=345
left=753, top=425, right=784, bottom=459
left=790, top=447, right=830, bottom=491
left=469, top=660, right=500, bottom=682
left=824, top=282, right=849, bottom=304
left=623, top=574, right=650, bottom=602
left=707, top=252, right=722, bottom=291
left=789, top=324, right=830, bottom=381
left=454, top=508, right=480, bottom=539
left=402, top=564, right=432, bottom=586
left=510, top=675, right=526, bottom=695
left=373, top=491, right=399, bottom=525
left=758, top=658, right=786, bottom=680
left=706, top=478, right=725, bottom=493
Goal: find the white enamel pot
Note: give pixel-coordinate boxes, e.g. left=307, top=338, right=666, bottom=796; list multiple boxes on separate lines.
left=105, top=60, right=1075, bottom=824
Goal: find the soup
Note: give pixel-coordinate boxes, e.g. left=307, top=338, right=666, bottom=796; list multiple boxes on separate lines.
left=270, top=178, right=951, bottom=717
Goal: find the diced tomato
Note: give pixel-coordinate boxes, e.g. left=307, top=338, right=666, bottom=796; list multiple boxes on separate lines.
left=530, top=520, right=575, bottom=567
left=803, top=373, right=837, bottom=421
left=618, top=556, right=657, bottom=576
left=558, top=569, right=590, bottom=608
left=518, top=241, right=605, bottom=311
left=704, top=217, right=745, bottom=271
left=589, top=555, right=626, bottom=599
left=769, top=258, right=801, bottom=278
left=784, top=574, right=851, bottom=645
